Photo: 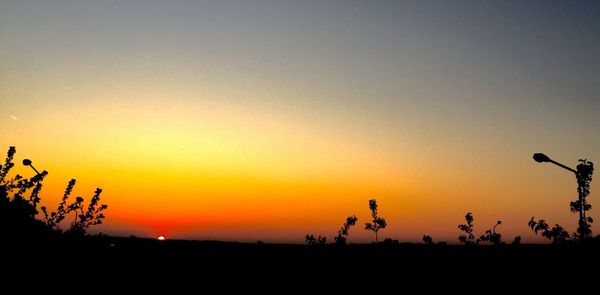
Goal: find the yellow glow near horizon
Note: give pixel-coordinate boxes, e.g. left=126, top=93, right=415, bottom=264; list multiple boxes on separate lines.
left=1, top=94, right=418, bottom=240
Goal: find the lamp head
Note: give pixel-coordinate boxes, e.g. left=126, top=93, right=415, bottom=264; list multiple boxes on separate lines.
left=533, top=153, right=551, bottom=163
left=22, top=159, right=32, bottom=166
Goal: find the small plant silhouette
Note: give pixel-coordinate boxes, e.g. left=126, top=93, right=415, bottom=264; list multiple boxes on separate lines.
left=458, top=212, right=476, bottom=245
left=334, top=215, right=358, bottom=245
left=422, top=235, right=434, bottom=245
left=528, top=217, right=570, bottom=244
left=305, top=234, right=327, bottom=246
left=478, top=220, right=503, bottom=245
left=365, top=199, right=387, bottom=243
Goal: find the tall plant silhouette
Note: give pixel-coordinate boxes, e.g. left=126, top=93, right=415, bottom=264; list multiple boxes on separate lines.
left=69, top=188, right=107, bottom=235
left=365, top=199, right=387, bottom=242
left=572, top=159, right=594, bottom=240
left=334, top=215, right=358, bottom=245
left=458, top=212, right=476, bottom=245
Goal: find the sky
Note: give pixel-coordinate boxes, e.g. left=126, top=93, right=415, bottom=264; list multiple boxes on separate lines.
left=1, top=0, right=599, bottom=243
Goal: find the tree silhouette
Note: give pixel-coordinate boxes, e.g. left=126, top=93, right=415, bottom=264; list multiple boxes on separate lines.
left=528, top=217, right=570, bottom=244
left=365, top=199, right=387, bottom=243
left=334, top=215, right=358, bottom=245
left=305, top=234, right=326, bottom=246
left=422, top=235, right=434, bottom=245
left=572, top=159, right=594, bottom=240
left=458, top=212, right=476, bottom=245
left=478, top=220, right=503, bottom=245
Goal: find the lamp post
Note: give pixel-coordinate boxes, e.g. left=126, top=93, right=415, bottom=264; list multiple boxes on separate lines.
left=22, top=159, right=41, bottom=175
left=21, top=158, right=47, bottom=207
left=533, top=153, right=594, bottom=241
left=533, top=153, right=577, bottom=174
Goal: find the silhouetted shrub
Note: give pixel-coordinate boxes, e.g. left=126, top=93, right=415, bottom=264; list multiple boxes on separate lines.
left=365, top=199, right=387, bottom=243
left=334, top=215, right=358, bottom=245
left=479, top=220, right=503, bottom=245
left=305, top=234, right=326, bottom=246
left=68, top=188, right=107, bottom=236
left=0, top=146, right=48, bottom=238
left=458, top=212, right=476, bottom=245
left=512, top=236, right=521, bottom=245
left=382, top=238, right=399, bottom=245
left=0, top=146, right=108, bottom=239
left=528, top=217, right=570, bottom=244
left=422, top=235, right=434, bottom=245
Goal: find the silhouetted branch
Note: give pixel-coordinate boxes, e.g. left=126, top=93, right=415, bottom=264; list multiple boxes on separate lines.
left=528, top=217, right=570, bottom=244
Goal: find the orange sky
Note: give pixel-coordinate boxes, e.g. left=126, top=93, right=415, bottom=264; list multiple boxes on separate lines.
left=1, top=1, right=599, bottom=243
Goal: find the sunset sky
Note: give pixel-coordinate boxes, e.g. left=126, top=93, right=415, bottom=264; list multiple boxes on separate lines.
left=1, top=1, right=599, bottom=243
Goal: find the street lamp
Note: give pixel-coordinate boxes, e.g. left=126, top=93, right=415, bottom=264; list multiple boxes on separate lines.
left=533, top=153, right=594, bottom=241
left=22, top=159, right=41, bottom=175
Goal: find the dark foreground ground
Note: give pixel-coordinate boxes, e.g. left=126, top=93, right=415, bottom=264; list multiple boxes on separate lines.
left=5, top=236, right=599, bottom=292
